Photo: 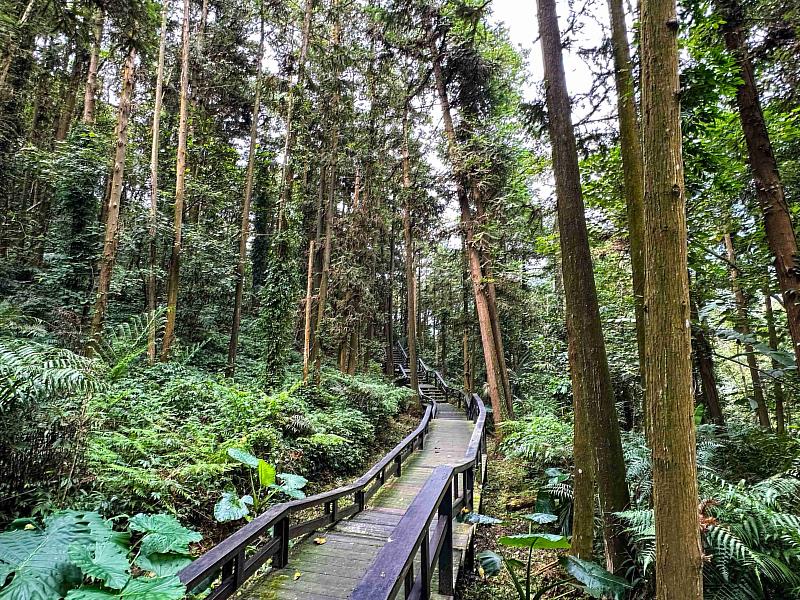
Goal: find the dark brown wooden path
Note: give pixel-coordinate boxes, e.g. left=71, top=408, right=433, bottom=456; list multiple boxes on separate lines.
left=239, top=386, right=476, bottom=600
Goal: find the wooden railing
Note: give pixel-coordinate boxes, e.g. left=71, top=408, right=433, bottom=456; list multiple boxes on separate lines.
left=178, top=345, right=485, bottom=600
left=177, top=369, right=436, bottom=599
left=350, top=361, right=488, bottom=600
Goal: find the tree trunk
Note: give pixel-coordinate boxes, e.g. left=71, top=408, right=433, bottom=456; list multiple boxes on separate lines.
left=82, top=10, right=104, bottom=124
left=537, top=0, right=631, bottom=571
left=384, top=223, right=395, bottom=377
left=641, top=0, right=704, bottom=594
left=570, top=342, right=596, bottom=559
left=606, top=0, right=646, bottom=386
left=474, top=192, right=514, bottom=417
left=722, top=232, right=771, bottom=428
left=311, top=171, right=334, bottom=381
left=717, top=0, right=800, bottom=369
left=303, top=240, right=316, bottom=381
left=425, top=10, right=505, bottom=426
left=55, top=49, right=85, bottom=141
left=690, top=297, right=725, bottom=426
left=764, top=282, right=787, bottom=434
left=402, top=109, right=420, bottom=399
left=227, top=16, right=265, bottom=375
left=147, top=0, right=169, bottom=364
left=161, top=0, right=191, bottom=360
left=88, top=46, right=137, bottom=340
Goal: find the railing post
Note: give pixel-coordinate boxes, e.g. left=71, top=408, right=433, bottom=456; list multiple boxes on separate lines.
left=356, top=490, right=366, bottom=512
left=273, top=516, right=290, bottom=569
left=438, top=478, right=454, bottom=596
left=420, top=528, right=431, bottom=598
left=404, top=563, right=414, bottom=598
left=465, top=466, right=474, bottom=512
left=235, top=549, right=246, bottom=588
left=395, top=453, right=403, bottom=477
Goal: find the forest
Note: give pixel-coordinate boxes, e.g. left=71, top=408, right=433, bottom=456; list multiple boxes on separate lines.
left=1, top=0, right=799, bottom=597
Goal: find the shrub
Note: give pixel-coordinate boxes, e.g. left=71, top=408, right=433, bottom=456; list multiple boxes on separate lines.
left=499, top=415, right=574, bottom=471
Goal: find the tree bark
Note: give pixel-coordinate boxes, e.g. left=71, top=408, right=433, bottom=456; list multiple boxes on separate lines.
left=227, top=16, right=265, bottom=375
left=147, top=0, right=169, bottom=365
left=723, top=232, right=771, bottom=429
left=717, top=0, right=800, bottom=369
left=537, top=0, right=631, bottom=571
left=570, top=351, right=596, bottom=559
left=641, top=0, right=704, bottom=594
left=88, top=46, right=137, bottom=340
left=606, top=0, right=646, bottom=386
left=161, top=0, right=191, bottom=360
left=81, top=10, right=104, bottom=124
left=764, top=282, right=787, bottom=434
left=474, top=192, right=514, bottom=417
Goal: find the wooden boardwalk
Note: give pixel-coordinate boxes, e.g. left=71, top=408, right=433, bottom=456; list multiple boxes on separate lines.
left=240, top=385, right=476, bottom=600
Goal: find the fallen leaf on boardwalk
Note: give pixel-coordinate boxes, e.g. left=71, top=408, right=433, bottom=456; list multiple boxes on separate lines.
left=294, top=571, right=302, bottom=580
left=313, top=537, right=327, bottom=545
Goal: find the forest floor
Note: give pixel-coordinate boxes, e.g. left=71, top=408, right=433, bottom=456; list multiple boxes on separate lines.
left=460, top=439, right=587, bottom=600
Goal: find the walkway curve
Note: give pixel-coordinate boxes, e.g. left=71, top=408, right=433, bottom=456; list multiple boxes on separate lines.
left=178, top=347, right=487, bottom=600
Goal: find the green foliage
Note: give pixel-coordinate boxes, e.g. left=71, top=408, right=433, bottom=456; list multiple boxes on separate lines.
left=0, top=511, right=198, bottom=600
left=213, top=450, right=307, bottom=522
left=476, top=536, right=629, bottom=600
left=499, top=416, right=573, bottom=470
left=618, top=428, right=800, bottom=599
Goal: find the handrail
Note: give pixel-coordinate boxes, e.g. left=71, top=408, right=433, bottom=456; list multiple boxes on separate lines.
left=351, top=361, right=488, bottom=600
left=178, top=386, right=437, bottom=599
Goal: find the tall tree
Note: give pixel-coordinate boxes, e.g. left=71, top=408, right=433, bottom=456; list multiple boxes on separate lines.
left=606, top=0, right=646, bottom=383
left=161, top=0, right=191, bottom=360
left=88, top=46, right=137, bottom=339
left=641, top=0, right=704, bottom=594
left=723, top=231, right=771, bottom=429
left=81, top=10, right=104, bottom=124
left=763, top=281, right=787, bottom=433
left=227, top=10, right=266, bottom=374
left=536, top=0, right=631, bottom=571
left=716, top=0, right=800, bottom=369
left=147, top=0, right=169, bottom=364
left=402, top=107, right=419, bottom=399
left=425, top=9, right=507, bottom=427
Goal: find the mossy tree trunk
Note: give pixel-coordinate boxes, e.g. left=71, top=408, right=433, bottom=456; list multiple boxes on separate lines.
left=537, top=0, right=631, bottom=571
left=641, top=0, right=704, bottom=594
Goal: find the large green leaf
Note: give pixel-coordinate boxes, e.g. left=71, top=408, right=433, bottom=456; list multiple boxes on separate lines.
left=227, top=448, right=259, bottom=468
left=258, top=460, right=276, bottom=488
left=560, top=555, right=631, bottom=599
left=134, top=553, right=192, bottom=577
left=498, top=533, right=571, bottom=549
left=68, top=541, right=130, bottom=589
left=523, top=513, right=558, bottom=525
left=464, top=513, right=503, bottom=525
left=278, top=473, right=307, bottom=490
left=128, top=515, right=201, bottom=556
left=0, top=511, right=98, bottom=600
left=66, top=576, right=185, bottom=600
left=213, top=492, right=253, bottom=523
left=119, top=576, right=185, bottom=600
left=476, top=550, right=503, bottom=576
